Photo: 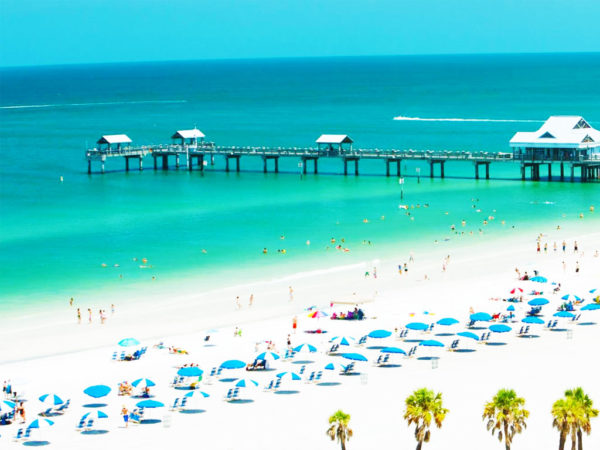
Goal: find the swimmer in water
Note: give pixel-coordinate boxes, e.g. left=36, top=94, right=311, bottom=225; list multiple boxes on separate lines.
left=263, top=248, right=268, bottom=254
left=201, top=249, right=207, bottom=254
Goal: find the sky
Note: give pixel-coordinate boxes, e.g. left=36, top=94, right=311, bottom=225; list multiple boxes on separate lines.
left=1, top=0, right=599, bottom=67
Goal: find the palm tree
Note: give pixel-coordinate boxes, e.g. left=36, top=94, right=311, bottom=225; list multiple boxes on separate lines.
left=326, top=410, right=353, bottom=450
left=482, top=389, right=529, bottom=450
left=404, top=388, right=448, bottom=450
left=565, top=387, right=599, bottom=450
left=552, top=397, right=576, bottom=450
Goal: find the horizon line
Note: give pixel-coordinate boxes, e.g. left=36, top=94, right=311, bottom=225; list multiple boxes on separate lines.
left=2, top=50, right=600, bottom=71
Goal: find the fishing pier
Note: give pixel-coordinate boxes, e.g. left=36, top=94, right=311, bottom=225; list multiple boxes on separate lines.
left=86, top=117, right=600, bottom=182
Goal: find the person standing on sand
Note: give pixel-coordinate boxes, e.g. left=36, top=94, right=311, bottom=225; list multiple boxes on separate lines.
left=249, top=294, right=254, bottom=307
left=289, top=286, right=294, bottom=302
left=69, top=297, right=74, bottom=307
left=121, top=406, right=129, bottom=428
left=575, top=261, right=580, bottom=273
left=87, top=308, right=92, bottom=323
left=292, top=316, right=297, bottom=334
left=111, top=304, right=115, bottom=315
left=574, top=241, right=579, bottom=253
left=562, top=240, right=566, bottom=252
left=235, top=296, right=241, bottom=309
left=77, top=308, right=81, bottom=324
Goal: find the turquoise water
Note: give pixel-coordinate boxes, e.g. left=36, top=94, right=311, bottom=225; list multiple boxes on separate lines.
left=1, top=54, right=599, bottom=309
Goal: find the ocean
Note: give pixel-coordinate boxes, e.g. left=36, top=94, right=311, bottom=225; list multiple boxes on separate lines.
left=1, top=53, right=599, bottom=311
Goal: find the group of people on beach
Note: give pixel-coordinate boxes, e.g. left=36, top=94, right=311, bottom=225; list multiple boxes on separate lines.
left=72, top=298, right=115, bottom=324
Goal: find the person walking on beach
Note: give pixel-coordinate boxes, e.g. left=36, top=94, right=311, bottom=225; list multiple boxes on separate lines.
left=249, top=294, right=254, bottom=307
left=574, top=241, right=579, bottom=253
left=562, top=240, right=566, bottom=252
left=235, top=296, right=241, bottom=310
left=77, top=308, right=81, bottom=324
left=575, top=261, right=580, bottom=273
left=536, top=242, right=540, bottom=253
left=289, top=286, right=294, bottom=302
left=111, top=304, right=115, bottom=315
left=121, top=406, right=129, bottom=428
left=69, top=297, right=74, bottom=307
left=87, top=308, right=92, bottom=323
left=292, top=316, right=297, bottom=334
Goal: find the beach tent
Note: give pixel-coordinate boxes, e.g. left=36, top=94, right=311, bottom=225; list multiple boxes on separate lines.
left=39, top=394, right=64, bottom=406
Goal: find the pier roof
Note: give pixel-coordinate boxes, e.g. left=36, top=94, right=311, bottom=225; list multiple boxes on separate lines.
left=510, top=116, right=600, bottom=149
left=172, top=129, right=205, bottom=139
left=97, top=134, right=132, bottom=145
left=316, top=134, right=353, bottom=144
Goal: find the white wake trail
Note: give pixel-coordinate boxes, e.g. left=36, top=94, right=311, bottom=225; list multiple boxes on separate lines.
left=393, top=116, right=543, bottom=123
left=0, top=100, right=187, bottom=110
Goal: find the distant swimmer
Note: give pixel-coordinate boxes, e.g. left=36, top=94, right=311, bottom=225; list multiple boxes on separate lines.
left=133, top=257, right=138, bottom=261
left=306, top=240, right=310, bottom=245
left=363, top=219, right=369, bottom=223
left=201, top=249, right=207, bottom=254
left=263, top=248, right=268, bottom=254
left=69, top=297, right=74, bottom=307
left=101, top=263, right=107, bottom=267
left=282, top=249, right=286, bottom=254
left=114, top=264, right=119, bottom=267
left=280, top=235, right=285, bottom=240
left=331, top=238, right=336, bottom=243
left=59, top=176, right=64, bottom=182
left=461, top=220, right=466, bottom=226
left=142, top=258, right=148, bottom=264
left=381, top=215, right=385, bottom=220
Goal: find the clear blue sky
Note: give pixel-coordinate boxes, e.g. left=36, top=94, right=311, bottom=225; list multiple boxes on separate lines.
left=1, top=0, right=599, bottom=67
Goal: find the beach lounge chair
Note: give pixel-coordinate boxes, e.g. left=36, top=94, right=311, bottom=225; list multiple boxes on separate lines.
left=283, top=349, right=294, bottom=360
left=448, top=340, right=459, bottom=351
left=273, top=378, right=282, bottom=390
left=23, top=428, right=31, bottom=440
left=299, top=365, right=306, bottom=375
left=180, top=397, right=188, bottom=409
left=170, top=398, right=180, bottom=411
left=327, top=344, right=339, bottom=355
left=13, top=429, right=23, bottom=441
left=314, top=371, right=323, bottom=382
left=264, top=380, right=274, bottom=391
left=224, top=389, right=233, bottom=401
left=375, top=355, right=383, bottom=365
left=40, top=407, right=53, bottom=417
left=305, top=372, right=315, bottom=383
left=572, top=314, right=581, bottom=322
left=406, top=346, right=417, bottom=358
left=112, top=352, right=117, bottom=360
left=466, top=320, right=475, bottom=328
left=427, top=324, right=435, bottom=332
left=75, top=418, right=86, bottom=431
left=55, top=399, right=70, bottom=414
left=86, top=419, right=94, bottom=430
left=357, top=336, right=367, bottom=346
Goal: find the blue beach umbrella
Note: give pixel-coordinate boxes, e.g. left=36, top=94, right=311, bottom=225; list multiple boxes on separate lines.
left=581, top=304, right=600, bottom=311
left=340, top=353, right=368, bottom=362
left=177, top=367, right=203, bottom=377
left=380, top=347, right=406, bottom=355
left=522, top=316, right=545, bottom=324
left=457, top=331, right=479, bottom=341
left=528, top=298, right=549, bottom=306
left=234, top=378, right=259, bottom=388
left=256, top=351, right=280, bottom=361
left=27, top=418, right=54, bottom=429
left=506, top=305, right=515, bottom=312
left=84, top=385, right=111, bottom=398
left=118, top=338, right=140, bottom=347
left=489, top=324, right=512, bottom=333
left=39, top=394, right=64, bottom=406
left=1, top=400, right=16, bottom=411
left=406, top=322, right=429, bottom=331
left=554, top=311, right=575, bottom=318
left=220, top=360, right=246, bottom=369
left=131, top=378, right=156, bottom=388
left=419, top=340, right=444, bottom=347
left=367, top=329, right=392, bottom=339
left=530, top=276, right=548, bottom=283
left=436, top=318, right=459, bottom=326
left=276, top=371, right=302, bottom=381
left=136, top=399, right=164, bottom=408
left=81, top=410, right=108, bottom=420
left=470, top=312, right=492, bottom=322
left=184, top=391, right=209, bottom=398
left=293, top=344, right=317, bottom=353
left=590, top=289, right=597, bottom=294
left=324, top=362, right=347, bottom=371
left=561, top=294, right=581, bottom=302
left=329, top=336, right=355, bottom=346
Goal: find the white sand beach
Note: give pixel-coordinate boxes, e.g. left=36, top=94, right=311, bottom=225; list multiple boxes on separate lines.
left=1, top=225, right=599, bottom=449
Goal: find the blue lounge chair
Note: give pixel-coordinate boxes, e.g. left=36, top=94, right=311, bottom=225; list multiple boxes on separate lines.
left=299, top=365, right=306, bottom=375
left=315, top=371, right=323, bottom=382
left=305, top=372, right=315, bottom=383
left=112, top=352, right=117, bottom=360
left=170, top=398, right=180, bottom=410
left=357, top=336, right=367, bottom=345
left=40, top=407, right=53, bottom=417
left=75, top=418, right=86, bottom=431
left=180, top=397, right=188, bottom=409
left=86, top=419, right=94, bottom=430
left=273, top=378, right=282, bottom=390
left=23, top=428, right=31, bottom=439
left=13, top=428, right=23, bottom=441
left=264, top=380, right=274, bottom=391
left=56, top=399, right=70, bottom=413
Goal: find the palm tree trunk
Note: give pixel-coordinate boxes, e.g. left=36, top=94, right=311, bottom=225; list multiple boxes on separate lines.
left=571, top=431, right=577, bottom=450
left=577, top=429, right=582, bottom=450
left=416, top=441, right=423, bottom=450
left=504, top=422, right=510, bottom=450
left=340, top=438, right=346, bottom=450
left=558, top=430, right=566, bottom=450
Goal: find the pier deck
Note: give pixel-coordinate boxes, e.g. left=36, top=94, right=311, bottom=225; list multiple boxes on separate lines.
left=85, top=143, right=600, bottom=181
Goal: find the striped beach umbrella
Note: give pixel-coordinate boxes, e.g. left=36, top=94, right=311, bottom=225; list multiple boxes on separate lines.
left=324, top=362, right=347, bottom=371
left=27, top=418, right=54, bottom=429
left=184, top=391, right=209, bottom=398
left=118, top=338, right=140, bottom=347
left=276, top=371, right=302, bottom=381
left=39, top=394, right=64, bottom=406
left=131, top=378, right=156, bottom=388
left=81, top=410, right=108, bottom=420
left=233, top=378, right=259, bottom=388
left=292, top=343, right=317, bottom=353
left=510, top=287, right=523, bottom=295
left=561, top=294, right=581, bottom=302
left=329, top=336, right=355, bottom=346
left=308, top=310, right=328, bottom=319
left=255, top=351, right=280, bottom=361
